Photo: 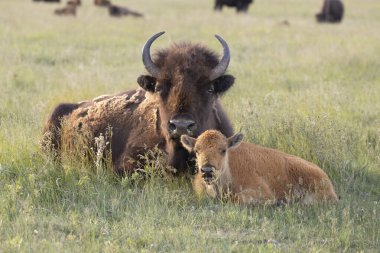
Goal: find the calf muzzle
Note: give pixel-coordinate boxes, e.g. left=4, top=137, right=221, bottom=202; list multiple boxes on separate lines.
left=201, top=165, right=215, bottom=184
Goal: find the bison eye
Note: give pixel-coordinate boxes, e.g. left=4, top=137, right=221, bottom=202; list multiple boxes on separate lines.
left=155, top=85, right=163, bottom=93
left=207, top=85, right=215, bottom=94
left=220, top=149, right=226, bottom=155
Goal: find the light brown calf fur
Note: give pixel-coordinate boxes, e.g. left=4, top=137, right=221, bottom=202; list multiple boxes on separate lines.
left=181, top=130, right=338, bottom=205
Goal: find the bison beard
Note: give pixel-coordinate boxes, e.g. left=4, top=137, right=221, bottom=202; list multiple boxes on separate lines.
left=42, top=32, right=235, bottom=175
left=316, top=0, right=344, bottom=23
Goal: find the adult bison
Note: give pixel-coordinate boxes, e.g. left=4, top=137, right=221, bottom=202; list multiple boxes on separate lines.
left=108, top=5, right=144, bottom=18
left=214, top=0, right=253, bottom=13
left=42, top=32, right=235, bottom=175
left=54, top=1, right=78, bottom=16
left=315, top=0, right=344, bottom=23
left=94, top=0, right=111, bottom=7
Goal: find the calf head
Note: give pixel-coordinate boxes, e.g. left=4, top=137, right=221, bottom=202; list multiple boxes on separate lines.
left=137, top=32, right=235, bottom=171
left=181, top=130, right=243, bottom=183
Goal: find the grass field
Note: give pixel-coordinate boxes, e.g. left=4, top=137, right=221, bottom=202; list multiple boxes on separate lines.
left=0, top=0, right=379, bottom=252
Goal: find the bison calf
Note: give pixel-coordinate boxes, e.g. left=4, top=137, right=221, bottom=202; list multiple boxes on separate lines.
left=181, top=130, right=338, bottom=205
left=316, top=0, right=344, bottom=23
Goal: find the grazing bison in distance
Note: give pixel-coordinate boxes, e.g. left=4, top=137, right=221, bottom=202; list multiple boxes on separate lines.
left=54, top=1, right=78, bottom=16
left=109, top=5, right=144, bottom=18
left=42, top=32, right=235, bottom=175
left=67, top=0, right=81, bottom=6
left=33, top=0, right=60, bottom=2
left=214, top=0, right=253, bottom=13
left=316, top=0, right=344, bottom=23
left=181, top=130, right=338, bottom=204
left=94, top=0, right=111, bottom=7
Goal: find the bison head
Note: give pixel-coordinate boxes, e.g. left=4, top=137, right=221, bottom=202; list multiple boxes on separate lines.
left=137, top=32, right=235, bottom=172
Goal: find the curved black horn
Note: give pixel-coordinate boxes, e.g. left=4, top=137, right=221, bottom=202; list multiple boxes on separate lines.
left=209, top=35, right=230, bottom=81
left=142, top=31, right=165, bottom=77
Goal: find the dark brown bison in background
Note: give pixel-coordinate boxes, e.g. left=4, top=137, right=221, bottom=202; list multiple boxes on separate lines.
left=67, top=0, right=81, bottom=6
left=54, top=1, right=77, bottom=16
left=94, top=0, right=111, bottom=7
left=33, top=0, right=60, bottom=2
left=214, top=0, right=253, bottom=13
left=316, top=0, right=344, bottom=23
left=42, top=32, right=235, bottom=175
left=108, top=5, right=144, bottom=18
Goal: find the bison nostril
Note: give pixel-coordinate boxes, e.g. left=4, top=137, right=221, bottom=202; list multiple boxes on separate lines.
left=201, top=166, right=213, bottom=175
left=168, top=122, right=176, bottom=133
left=187, top=122, right=196, bottom=132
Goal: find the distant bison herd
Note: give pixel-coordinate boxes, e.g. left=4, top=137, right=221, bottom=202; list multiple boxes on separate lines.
left=34, top=0, right=144, bottom=18
left=33, top=0, right=345, bottom=23
left=42, top=31, right=339, bottom=205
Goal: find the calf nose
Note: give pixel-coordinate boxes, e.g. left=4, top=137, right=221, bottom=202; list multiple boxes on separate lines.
left=201, top=166, right=214, bottom=176
left=168, top=119, right=197, bottom=138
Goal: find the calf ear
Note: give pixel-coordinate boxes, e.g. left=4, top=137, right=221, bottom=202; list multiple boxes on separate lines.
left=227, top=133, right=243, bottom=149
left=212, top=75, right=235, bottom=95
left=137, top=75, right=156, bottom=93
left=180, top=135, right=196, bottom=152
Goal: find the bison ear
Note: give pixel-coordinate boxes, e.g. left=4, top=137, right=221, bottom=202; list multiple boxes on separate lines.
left=212, top=75, right=235, bottom=95
left=137, top=75, right=157, bottom=93
left=227, top=133, right=243, bottom=149
left=180, top=135, right=196, bottom=152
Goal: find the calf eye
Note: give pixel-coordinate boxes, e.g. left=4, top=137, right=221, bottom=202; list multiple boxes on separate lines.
left=221, top=149, right=226, bottom=155
left=155, top=86, right=162, bottom=93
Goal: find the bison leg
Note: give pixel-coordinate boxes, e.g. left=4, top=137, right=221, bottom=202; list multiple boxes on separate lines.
left=114, top=155, right=138, bottom=175
left=214, top=0, right=223, bottom=11
left=316, top=12, right=326, bottom=22
left=113, top=146, right=155, bottom=175
left=304, top=180, right=338, bottom=204
left=234, top=181, right=274, bottom=205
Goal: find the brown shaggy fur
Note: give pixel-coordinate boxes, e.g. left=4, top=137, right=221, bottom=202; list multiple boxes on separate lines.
left=181, top=130, right=338, bottom=205
left=42, top=41, right=234, bottom=175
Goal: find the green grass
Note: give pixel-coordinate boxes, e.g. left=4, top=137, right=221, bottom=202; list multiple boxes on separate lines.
left=1, top=0, right=379, bottom=251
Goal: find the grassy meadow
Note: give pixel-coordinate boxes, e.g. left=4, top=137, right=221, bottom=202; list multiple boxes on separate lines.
left=1, top=0, right=380, bottom=251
